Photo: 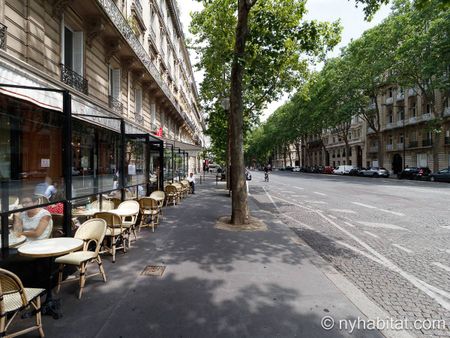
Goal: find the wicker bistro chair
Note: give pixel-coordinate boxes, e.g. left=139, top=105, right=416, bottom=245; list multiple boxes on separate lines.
left=172, top=183, right=184, bottom=200
left=180, top=180, right=191, bottom=196
left=89, top=200, right=114, bottom=211
left=116, top=201, right=140, bottom=242
left=138, top=197, right=160, bottom=232
left=55, top=219, right=107, bottom=299
left=149, top=191, right=165, bottom=218
left=0, top=269, right=45, bottom=337
left=164, top=185, right=178, bottom=206
left=94, top=212, right=128, bottom=263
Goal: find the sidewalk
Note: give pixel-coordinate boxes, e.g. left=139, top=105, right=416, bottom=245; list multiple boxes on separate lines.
left=24, top=176, right=384, bottom=337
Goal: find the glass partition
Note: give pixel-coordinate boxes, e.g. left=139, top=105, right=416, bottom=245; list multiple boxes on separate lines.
left=0, top=94, right=65, bottom=211
left=71, top=119, right=121, bottom=198
left=163, top=144, right=174, bottom=184
left=125, top=136, right=147, bottom=187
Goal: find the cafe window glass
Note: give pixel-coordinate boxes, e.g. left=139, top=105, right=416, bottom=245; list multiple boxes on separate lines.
left=125, top=137, right=147, bottom=187
left=0, top=94, right=64, bottom=211
left=72, top=119, right=121, bottom=198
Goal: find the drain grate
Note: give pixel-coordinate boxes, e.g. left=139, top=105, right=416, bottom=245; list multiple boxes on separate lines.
left=141, top=265, right=166, bottom=276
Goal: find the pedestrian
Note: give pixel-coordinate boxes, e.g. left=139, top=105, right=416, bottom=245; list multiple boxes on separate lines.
left=187, top=172, right=196, bottom=194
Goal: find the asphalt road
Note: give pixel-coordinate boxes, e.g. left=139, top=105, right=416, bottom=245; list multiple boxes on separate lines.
left=249, top=170, right=450, bottom=337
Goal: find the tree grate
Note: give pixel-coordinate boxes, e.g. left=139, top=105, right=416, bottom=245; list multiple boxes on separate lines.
left=141, top=265, right=166, bottom=276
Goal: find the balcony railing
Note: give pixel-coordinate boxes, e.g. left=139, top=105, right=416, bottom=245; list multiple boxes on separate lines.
left=422, top=139, right=433, bottom=147
left=408, top=141, right=418, bottom=148
left=396, top=120, right=404, bottom=127
left=408, top=117, right=417, bottom=124
left=0, top=23, right=6, bottom=50
left=386, top=144, right=393, bottom=151
left=445, top=137, right=450, bottom=145
left=135, top=112, right=144, bottom=123
left=385, top=122, right=394, bottom=130
left=422, top=113, right=432, bottom=121
left=397, top=143, right=404, bottom=150
left=60, top=64, right=88, bottom=95
left=108, top=95, right=123, bottom=114
left=442, top=106, right=450, bottom=117
left=369, top=146, right=379, bottom=152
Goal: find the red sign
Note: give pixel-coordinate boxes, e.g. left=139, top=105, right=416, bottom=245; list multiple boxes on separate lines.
left=155, top=127, right=163, bottom=137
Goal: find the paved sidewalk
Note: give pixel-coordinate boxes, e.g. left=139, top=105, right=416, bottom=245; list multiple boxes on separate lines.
left=21, top=176, right=385, bottom=337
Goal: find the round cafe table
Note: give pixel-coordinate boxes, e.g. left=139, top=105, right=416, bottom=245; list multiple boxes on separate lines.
left=0, top=234, right=26, bottom=248
left=18, top=238, right=84, bottom=318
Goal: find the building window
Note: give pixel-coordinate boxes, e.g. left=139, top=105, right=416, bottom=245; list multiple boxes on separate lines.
left=388, top=88, right=393, bottom=97
left=135, top=87, right=143, bottom=121
left=63, top=27, right=84, bottom=76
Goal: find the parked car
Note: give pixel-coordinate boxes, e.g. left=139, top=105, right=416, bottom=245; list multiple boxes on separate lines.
left=348, top=167, right=363, bottom=176
left=429, top=167, right=450, bottom=182
left=358, top=167, right=390, bottom=178
left=333, top=165, right=354, bottom=175
left=322, top=166, right=334, bottom=174
left=398, top=167, right=431, bottom=180
left=292, top=166, right=301, bottom=172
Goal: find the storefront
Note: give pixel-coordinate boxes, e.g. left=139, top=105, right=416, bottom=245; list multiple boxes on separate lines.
left=0, top=84, right=164, bottom=252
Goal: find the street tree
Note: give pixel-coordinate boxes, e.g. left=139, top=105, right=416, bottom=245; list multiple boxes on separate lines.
left=191, top=0, right=341, bottom=225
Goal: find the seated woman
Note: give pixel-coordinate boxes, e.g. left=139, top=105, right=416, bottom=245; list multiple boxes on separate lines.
left=13, top=196, right=53, bottom=241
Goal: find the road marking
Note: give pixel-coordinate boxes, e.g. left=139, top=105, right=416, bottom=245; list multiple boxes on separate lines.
left=294, top=186, right=304, bottom=190
left=357, top=221, right=407, bottom=231
left=327, top=214, right=337, bottom=219
left=266, top=192, right=450, bottom=311
left=308, top=200, right=328, bottom=204
left=329, top=209, right=357, bottom=214
left=432, top=262, right=450, bottom=273
left=343, top=221, right=355, bottom=228
left=351, top=202, right=405, bottom=217
left=364, top=231, right=379, bottom=238
left=336, top=241, right=383, bottom=265
left=392, top=244, right=413, bottom=254
left=314, top=192, right=327, bottom=196
left=263, top=187, right=313, bottom=230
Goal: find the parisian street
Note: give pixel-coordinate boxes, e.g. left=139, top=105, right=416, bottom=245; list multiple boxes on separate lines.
left=249, top=171, right=450, bottom=337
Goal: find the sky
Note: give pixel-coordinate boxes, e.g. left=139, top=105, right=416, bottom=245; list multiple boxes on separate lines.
left=178, top=0, right=392, bottom=121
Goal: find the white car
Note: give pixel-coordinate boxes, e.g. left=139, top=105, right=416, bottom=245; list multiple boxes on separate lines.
left=292, top=166, right=301, bottom=172
left=333, top=165, right=354, bottom=175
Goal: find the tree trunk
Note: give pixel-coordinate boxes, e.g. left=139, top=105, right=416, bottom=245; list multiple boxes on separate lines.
left=344, top=138, right=350, bottom=164
left=295, top=141, right=301, bottom=166
left=288, top=145, right=293, bottom=166
left=229, top=0, right=254, bottom=225
left=283, top=144, right=287, bottom=168
left=376, top=132, right=384, bottom=167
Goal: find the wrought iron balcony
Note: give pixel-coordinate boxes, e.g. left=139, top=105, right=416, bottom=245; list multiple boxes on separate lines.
left=60, top=64, right=88, bottom=95
left=0, top=23, right=6, bottom=50
left=422, top=139, right=433, bottom=147
left=135, top=113, right=144, bottom=123
left=444, top=107, right=450, bottom=117
left=408, top=141, right=418, bottom=148
left=108, top=95, right=123, bottom=114
left=422, top=113, right=432, bottom=121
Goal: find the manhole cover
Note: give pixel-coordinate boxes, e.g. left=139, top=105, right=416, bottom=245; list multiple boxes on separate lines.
left=141, top=265, right=166, bottom=276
